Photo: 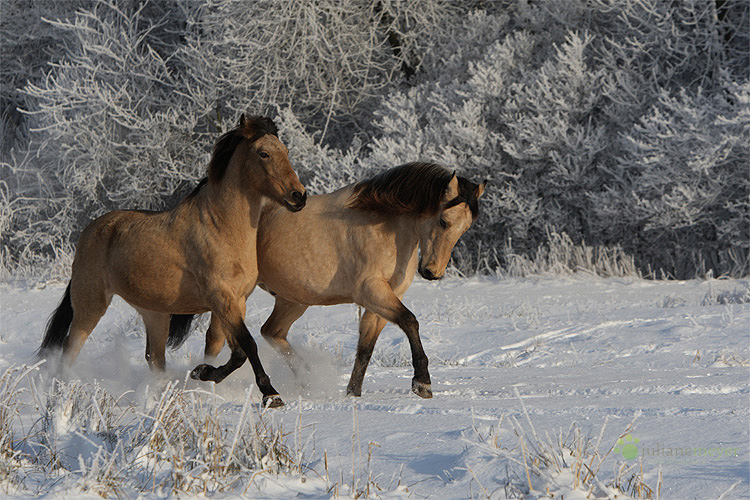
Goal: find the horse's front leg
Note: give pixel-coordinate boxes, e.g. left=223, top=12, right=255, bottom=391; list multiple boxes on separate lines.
left=355, top=278, right=432, bottom=398
left=191, top=314, right=243, bottom=382
left=190, top=291, right=283, bottom=408
left=346, top=310, right=387, bottom=397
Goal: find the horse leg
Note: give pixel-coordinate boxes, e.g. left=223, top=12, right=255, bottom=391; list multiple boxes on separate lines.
left=204, top=314, right=226, bottom=362
left=191, top=339, right=248, bottom=385
left=192, top=310, right=244, bottom=383
left=139, top=309, right=170, bottom=371
left=190, top=293, right=283, bottom=407
left=62, top=284, right=111, bottom=367
left=260, top=297, right=309, bottom=379
left=356, top=278, right=432, bottom=398
left=346, top=310, right=387, bottom=397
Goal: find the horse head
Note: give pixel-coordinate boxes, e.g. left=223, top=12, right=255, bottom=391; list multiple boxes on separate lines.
left=209, top=114, right=306, bottom=212
left=417, top=173, right=486, bottom=280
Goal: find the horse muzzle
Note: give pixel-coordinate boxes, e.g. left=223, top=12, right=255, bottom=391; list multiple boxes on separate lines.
left=418, top=266, right=442, bottom=281
left=284, top=190, right=307, bottom=212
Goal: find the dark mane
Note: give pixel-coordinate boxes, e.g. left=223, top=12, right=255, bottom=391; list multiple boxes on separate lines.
left=185, top=177, right=208, bottom=200
left=347, top=162, right=454, bottom=216
left=451, top=177, right=481, bottom=219
left=348, top=162, right=482, bottom=218
left=207, top=115, right=278, bottom=184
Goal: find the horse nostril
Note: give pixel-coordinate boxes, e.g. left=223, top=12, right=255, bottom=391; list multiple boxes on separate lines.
left=421, top=268, right=436, bottom=280
left=292, top=190, right=305, bottom=203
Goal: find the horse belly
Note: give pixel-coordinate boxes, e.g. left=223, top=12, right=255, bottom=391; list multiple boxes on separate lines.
left=260, top=273, right=349, bottom=306
left=109, top=260, right=201, bottom=312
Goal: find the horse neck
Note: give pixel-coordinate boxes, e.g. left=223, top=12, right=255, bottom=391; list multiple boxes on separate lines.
left=392, top=214, right=422, bottom=259
left=203, top=168, right=264, bottom=235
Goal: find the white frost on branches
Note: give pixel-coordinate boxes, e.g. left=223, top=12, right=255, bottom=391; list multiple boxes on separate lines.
left=1, top=0, right=748, bottom=278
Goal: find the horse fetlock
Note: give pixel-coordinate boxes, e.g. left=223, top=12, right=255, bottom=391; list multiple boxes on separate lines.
left=411, top=378, right=433, bottom=399
left=413, top=356, right=429, bottom=373
left=256, top=373, right=272, bottom=389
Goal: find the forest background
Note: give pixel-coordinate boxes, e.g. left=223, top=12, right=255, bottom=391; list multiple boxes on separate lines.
left=1, top=0, right=748, bottom=280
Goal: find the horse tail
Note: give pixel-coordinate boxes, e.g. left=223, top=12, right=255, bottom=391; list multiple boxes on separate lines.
left=38, top=282, right=73, bottom=357
left=168, top=314, right=195, bottom=350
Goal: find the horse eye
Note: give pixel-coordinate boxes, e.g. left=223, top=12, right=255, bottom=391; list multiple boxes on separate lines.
left=258, top=151, right=270, bottom=159
left=439, top=218, right=448, bottom=229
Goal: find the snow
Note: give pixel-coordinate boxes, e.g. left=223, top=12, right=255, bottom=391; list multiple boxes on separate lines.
left=0, top=276, right=748, bottom=499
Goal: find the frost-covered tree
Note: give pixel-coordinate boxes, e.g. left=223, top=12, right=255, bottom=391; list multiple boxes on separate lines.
left=175, top=0, right=457, bottom=148
left=0, top=0, right=95, bottom=159
left=363, top=0, right=749, bottom=277
left=600, top=79, right=750, bottom=277
left=1, top=0, right=748, bottom=278
left=2, top=0, right=202, bottom=271
left=1, top=0, right=461, bottom=273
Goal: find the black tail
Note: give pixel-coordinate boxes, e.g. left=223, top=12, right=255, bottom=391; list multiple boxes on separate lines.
left=168, top=314, right=196, bottom=350
left=38, top=283, right=73, bottom=357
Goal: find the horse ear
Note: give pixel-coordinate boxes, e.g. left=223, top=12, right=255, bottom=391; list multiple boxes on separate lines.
left=238, top=113, right=247, bottom=128
left=443, top=172, right=459, bottom=202
left=476, top=180, right=487, bottom=199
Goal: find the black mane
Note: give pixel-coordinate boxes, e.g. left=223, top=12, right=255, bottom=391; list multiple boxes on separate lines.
left=347, top=162, right=453, bottom=216
left=348, top=162, right=481, bottom=218
left=207, top=115, right=278, bottom=184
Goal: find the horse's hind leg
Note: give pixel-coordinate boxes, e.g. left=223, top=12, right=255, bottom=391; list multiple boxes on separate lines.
left=355, top=278, right=432, bottom=398
left=204, top=314, right=226, bottom=362
left=138, top=309, right=170, bottom=371
left=260, top=298, right=309, bottom=378
left=62, top=282, right=111, bottom=367
left=346, top=310, right=387, bottom=397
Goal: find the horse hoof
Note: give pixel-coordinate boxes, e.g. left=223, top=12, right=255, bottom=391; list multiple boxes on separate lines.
left=190, top=364, right=212, bottom=381
left=263, top=394, right=284, bottom=408
left=346, top=387, right=362, bottom=397
left=411, top=379, right=433, bottom=399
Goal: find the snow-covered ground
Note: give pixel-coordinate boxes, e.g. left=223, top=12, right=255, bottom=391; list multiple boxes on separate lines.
left=1, top=276, right=748, bottom=499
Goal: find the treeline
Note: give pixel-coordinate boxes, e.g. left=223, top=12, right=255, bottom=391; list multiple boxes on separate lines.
left=1, top=0, right=748, bottom=278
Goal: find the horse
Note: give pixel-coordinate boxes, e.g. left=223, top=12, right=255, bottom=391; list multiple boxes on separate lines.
left=38, top=114, right=306, bottom=408
left=168, top=162, right=486, bottom=399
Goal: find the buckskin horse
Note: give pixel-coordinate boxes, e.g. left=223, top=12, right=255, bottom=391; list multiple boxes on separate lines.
left=169, top=162, right=486, bottom=399
left=39, top=115, right=306, bottom=408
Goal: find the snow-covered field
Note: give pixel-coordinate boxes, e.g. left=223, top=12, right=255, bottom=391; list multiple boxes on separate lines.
left=1, top=276, right=748, bottom=499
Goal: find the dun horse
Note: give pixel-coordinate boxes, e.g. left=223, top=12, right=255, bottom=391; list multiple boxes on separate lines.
left=169, top=163, right=486, bottom=399
left=39, top=115, right=306, bottom=408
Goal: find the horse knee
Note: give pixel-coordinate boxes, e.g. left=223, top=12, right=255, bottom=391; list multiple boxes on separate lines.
left=396, top=309, right=419, bottom=334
